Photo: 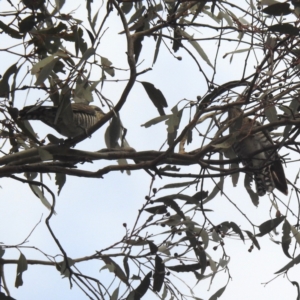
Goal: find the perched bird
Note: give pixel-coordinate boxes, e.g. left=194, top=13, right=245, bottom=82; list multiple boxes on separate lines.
left=18, top=103, right=105, bottom=137
left=228, top=107, right=288, bottom=197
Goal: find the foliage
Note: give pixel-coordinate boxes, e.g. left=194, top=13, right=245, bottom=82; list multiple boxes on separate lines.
left=1, top=0, right=300, bottom=299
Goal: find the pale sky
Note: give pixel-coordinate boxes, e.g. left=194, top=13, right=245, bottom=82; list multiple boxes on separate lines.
left=0, top=1, right=298, bottom=300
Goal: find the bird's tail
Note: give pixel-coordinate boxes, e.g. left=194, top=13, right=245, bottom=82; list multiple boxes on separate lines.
left=254, top=166, right=275, bottom=196
left=19, top=106, right=57, bottom=126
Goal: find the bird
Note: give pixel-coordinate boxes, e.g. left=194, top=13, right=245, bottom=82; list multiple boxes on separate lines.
left=18, top=103, right=105, bottom=138
left=228, top=107, right=288, bottom=197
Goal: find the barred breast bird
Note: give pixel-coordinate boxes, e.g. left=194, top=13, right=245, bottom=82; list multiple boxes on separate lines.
left=18, top=103, right=105, bottom=137
left=228, top=107, right=288, bottom=197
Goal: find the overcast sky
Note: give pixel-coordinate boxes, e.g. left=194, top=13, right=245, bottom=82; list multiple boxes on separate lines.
left=0, top=1, right=298, bottom=300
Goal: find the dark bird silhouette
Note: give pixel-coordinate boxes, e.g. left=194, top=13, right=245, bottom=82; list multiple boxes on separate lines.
left=19, top=103, right=105, bottom=137
left=228, top=107, right=288, bottom=196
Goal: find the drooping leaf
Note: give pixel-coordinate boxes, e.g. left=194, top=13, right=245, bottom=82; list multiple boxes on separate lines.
left=141, top=114, right=170, bottom=128
left=208, top=285, right=226, bottom=300
left=148, top=241, right=158, bottom=254
left=0, top=20, right=23, bottom=39
left=268, top=23, right=299, bottom=35
left=256, top=216, right=285, bottom=237
left=133, top=25, right=145, bottom=63
left=29, top=184, right=55, bottom=212
left=177, top=29, right=213, bottom=68
left=275, top=253, right=300, bottom=274
left=291, top=281, right=300, bottom=300
left=199, top=249, right=207, bottom=274
left=282, top=220, right=292, bottom=259
left=0, top=292, right=17, bottom=300
left=166, top=105, right=183, bottom=145
left=77, top=47, right=95, bottom=67
left=291, top=225, right=300, bottom=245
left=123, top=256, right=130, bottom=279
left=101, top=56, right=115, bottom=77
left=102, top=256, right=129, bottom=286
left=145, top=205, right=167, bottom=215
left=167, top=263, right=202, bottom=272
left=111, top=287, right=119, bottom=300
left=141, top=82, right=168, bottom=116
left=55, top=0, right=65, bottom=11
left=244, top=230, right=260, bottom=250
left=161, top=181, right=196, bottom=189
left=244, top=173, right=259, bottom=206
left=191, top=1, right=206, bottom=22
left=203, top=179, right=224, bottom=204
left=153, top=255, right=164, bottom=292
left=231, top=163, right=239, bottom=186
left=264, top=105, right=277, bottom=123
left=262, top=3, right=291, bottom=15
left=128, top=6, right=146, bottom=24
left=55, top=173, right=66, bottom=196
left=0, top=247, right=5, bottom=258
left=199, top=227, right=209, bottom=249
left=133, top=271, right=152, bottom=299
left=153, top=30, right=162, bottom=66
left=153, top=196, right=185, bottom=217
left=15, top=253, right=28, bottom=288
left=229, top=222, right=244, bottom=242
left=105, top=113, right=121, bottom=148
left=0, top=63, right=17, bottom=98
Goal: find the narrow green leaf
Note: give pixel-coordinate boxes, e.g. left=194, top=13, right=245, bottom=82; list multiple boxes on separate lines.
left=167, top=263, right=201, bottom=272
left=110, top=287, right=119, bottom=300
left=178, top=29, right=213, bottom=68
left=134, top=271, right=152, bottom=298
left=203, top=179, right=224, bottom=204
left=161, top=181, right=196, bottom=189
left=256, top=216, right=285, bottom=237
left=123, top=256, right=130, bottom=279
left=105, top=113, right=121, bottom=148
left=262, top=2, right=291, bottom=16
left=141, top=115, right=170, bottom=128
left=35, top=57, right=59, bottom=85
left=153, top=30, right=162, bottom=66
left=244, top=230, right=260, bottom=250
left=55, top=0, right=65, bottom=11
left=38, top=148, right=53, bottom=161
left=244, top=174, right=259, bottom=207
left=282, top=220, right=292, bottom=259
left=102, top=256, right=129, bottom=286
left=0, top=247, right=5, bottom=258
left=208, top=285, right=226, bottom=300
left=268, top=23, right=299, bottom=35
left=153, top=255, right=164, bottom=292
left=141, top=81, right=168, bottom=116
left=128, top=6, right=145, bottom=24
left=0, top=20, right=22, bottom=39
left=55, top=173, right=66, bottom=196
left=77, top=47, right=95, bottom=67
left=15, top=253, right=28, bottom=288
left=0, top=63, right=17, bottom=98
left=275, top=253, right=300, bottom=274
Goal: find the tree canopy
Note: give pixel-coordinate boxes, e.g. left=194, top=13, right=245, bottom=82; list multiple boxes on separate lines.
left=1, top=0, right=300, bottom=299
